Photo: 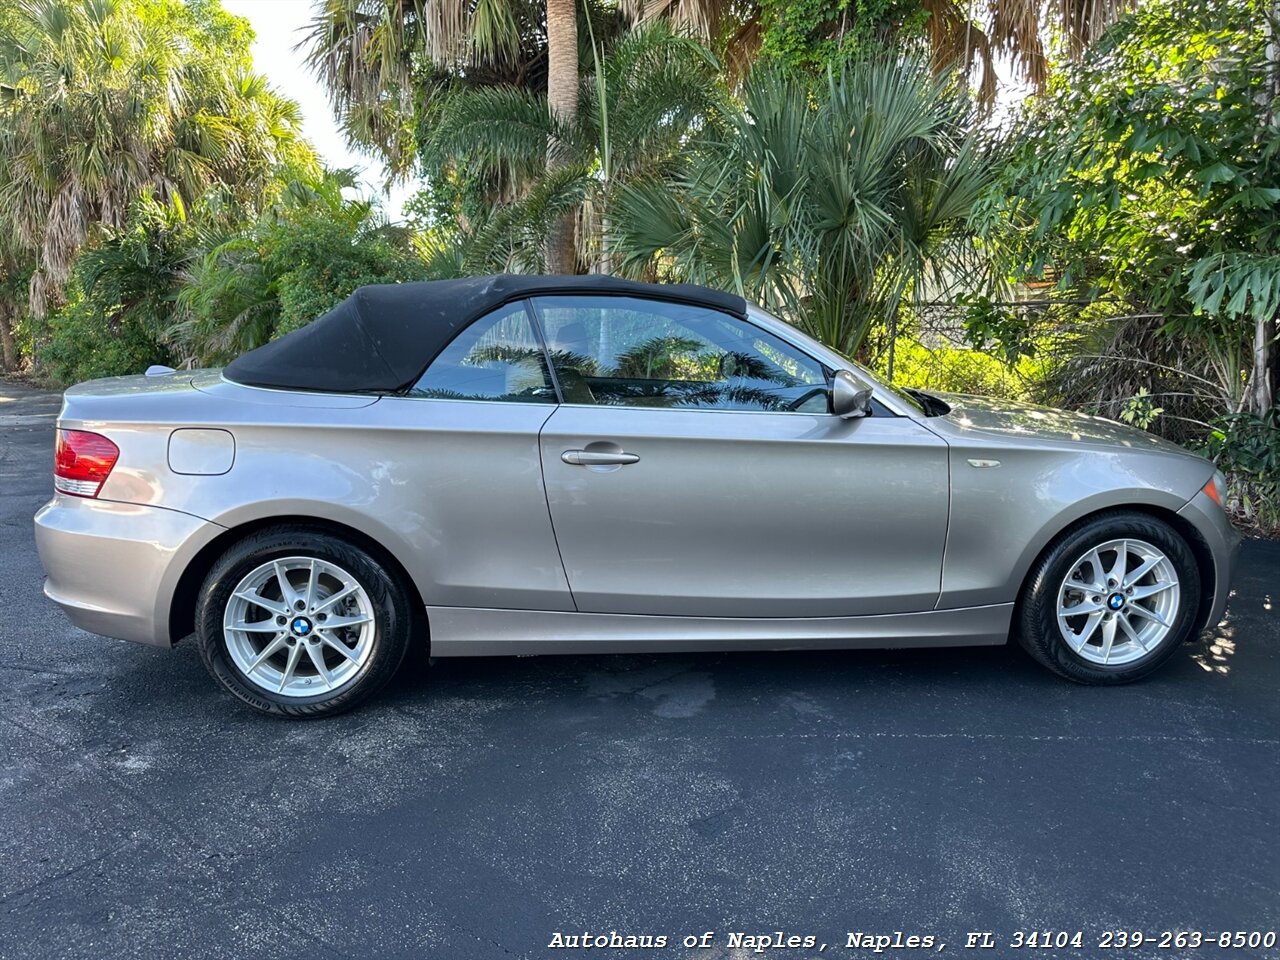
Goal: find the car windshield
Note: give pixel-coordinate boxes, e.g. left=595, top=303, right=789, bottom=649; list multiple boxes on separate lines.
left=745, top=305, right=929, bottom=415
left=844, top=360, right=930, bottom=414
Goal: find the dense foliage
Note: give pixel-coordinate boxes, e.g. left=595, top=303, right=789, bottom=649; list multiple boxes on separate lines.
left=984, top=0, right=1279, bottom=526
left=614, top=57, right=995, bottom=358
left=173, top=175, right=430, bottom=364
left=755, top=0, right=927, bottom=70
left=0, top=0, right=316, bottom=317
left=35, top=195, right=191, bottom=384
left=24, top=167, right=434, bottom=381
left=991, top=0, right=1278, bottom=417
left=0, top=0, right=333, bottom=381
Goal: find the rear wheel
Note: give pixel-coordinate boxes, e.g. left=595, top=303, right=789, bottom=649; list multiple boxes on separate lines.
left=196, top=528, right=412, bottom=717
left=1016, top=512, right=1201, bottom=684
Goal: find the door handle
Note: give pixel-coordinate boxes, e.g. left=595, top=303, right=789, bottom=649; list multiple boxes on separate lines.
left=561, top=449, right=640, bottom=466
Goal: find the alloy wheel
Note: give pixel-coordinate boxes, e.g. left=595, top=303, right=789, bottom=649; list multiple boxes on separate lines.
left=1055, top=538, right=1181, bottom=666
left=223, top=556, right=376, bottom=697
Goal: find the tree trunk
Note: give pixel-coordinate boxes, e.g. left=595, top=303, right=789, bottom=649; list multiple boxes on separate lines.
left=0, top=306, right=15, bottom=373
left=1253, top=314, right=1276, bottom=416
left=1252, top=1, right=1280, bottom=416
left=597, top=209, right=612, bottom=275
left=544, top=0, right=579, bottom=274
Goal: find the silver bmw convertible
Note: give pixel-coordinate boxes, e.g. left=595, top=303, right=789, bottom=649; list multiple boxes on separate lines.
left=34, top=275, right=1239, bottom=717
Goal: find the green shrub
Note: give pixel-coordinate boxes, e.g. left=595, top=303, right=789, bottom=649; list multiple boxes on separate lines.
left=34, top=289, right=172, bottom=384
left=873, top=338, right=1048, bottom=402
left=1201, top=408, right=1280, bottom=533
left=174, top=197, right=431, bottom=365
left=271, top=220, right=426, bottom=339
left=26, top=197, right=190, bottom=384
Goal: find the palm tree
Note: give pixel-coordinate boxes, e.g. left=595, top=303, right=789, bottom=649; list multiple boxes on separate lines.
left=0, top=0, right=315, bottom=317
left=305, top=0, right=742, bottom=272
left=623, top=0, right=1133, bottom=101
left=611, top=57, right=997, bottom=359
left=302, top=0, right=1133, bottom=279
left=304, top=0, right=603, bottom=271
left=420, top=23, right=722, bottom=273
left=544, top=0, right=579, bottom=271
left=302, top=0, right=568, bottom=179
left=0, top=249, right=24, bottom=371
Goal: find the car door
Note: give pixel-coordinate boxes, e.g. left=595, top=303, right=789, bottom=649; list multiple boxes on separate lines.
left=531, top=295, right=950, bottom=619
left=372, top=300, right=574, bottom=612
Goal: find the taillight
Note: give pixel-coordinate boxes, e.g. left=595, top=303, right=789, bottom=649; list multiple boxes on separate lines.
left=54, top=429, right=119, bottom=498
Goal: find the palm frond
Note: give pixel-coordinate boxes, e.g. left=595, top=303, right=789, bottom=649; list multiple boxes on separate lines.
left=461, top=162, right=593, bottom=273
left=617, top=0, right=730, bottom=40
left=425, top=84, right=563, bottom=176
left=1057, top=0, right=1135, bottom=57
left=612, top=57, right=996, bottom=357
left=921, top=0, right=997, bottom=104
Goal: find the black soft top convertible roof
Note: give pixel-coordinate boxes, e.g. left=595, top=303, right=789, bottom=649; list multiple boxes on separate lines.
left=223, top=274, right=748, bottom=394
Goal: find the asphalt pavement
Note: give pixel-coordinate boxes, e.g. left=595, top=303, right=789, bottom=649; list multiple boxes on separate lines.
left=1, top=379, right=1277, bottom=960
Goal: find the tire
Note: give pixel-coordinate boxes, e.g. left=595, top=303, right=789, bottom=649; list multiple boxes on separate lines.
left=1015, top=511, right=1201, bottom=684
left=196, top=526, right=413, bottom=718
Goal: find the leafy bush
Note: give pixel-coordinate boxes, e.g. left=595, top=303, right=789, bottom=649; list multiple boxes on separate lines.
left=25, top=177, right=439, bottom=382
left=173, top=190, right=432, bottom=366
left=873, top=337, right=1048, bottom=402
left=986, top=0, right=1279, bottom=421
left=1201, top=408, right=1280, bottom=533
left=757, top=0, right=928, bottom=71
left=30, top=198, right=189, bottom=384
left=34, top=286, right=172, bottom=385
left=272, top=221, right=426, bottom=339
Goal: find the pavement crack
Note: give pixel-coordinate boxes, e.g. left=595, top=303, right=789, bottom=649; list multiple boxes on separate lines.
left=0, top=662, right=93, bottom=678
left=274, top=916, right=355, bottom=959
left=0, top=840, right=134, bottom=906
left=0, top=712, right=223, bottom=862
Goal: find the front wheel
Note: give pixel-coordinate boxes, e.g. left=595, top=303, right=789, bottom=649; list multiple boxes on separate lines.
left=195, top=527, right=413, bottom=717
left=1016, top=512, right=1201, bottom=684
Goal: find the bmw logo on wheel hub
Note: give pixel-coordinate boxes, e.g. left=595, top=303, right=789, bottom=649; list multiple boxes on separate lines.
left=1107, top=593, right=1126, bottom=611
left=291, top=616, right=313, bottom=636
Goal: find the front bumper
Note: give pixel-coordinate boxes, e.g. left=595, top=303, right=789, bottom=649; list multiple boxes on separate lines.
left=1177, top=489, right=1242, bottom=633
left=34, top=495, right=224, bottom=647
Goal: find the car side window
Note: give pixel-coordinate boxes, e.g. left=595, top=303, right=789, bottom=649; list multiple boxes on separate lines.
left=528, top=295, right=830, bottom=412
left=409, top=302, right=555, bottom=403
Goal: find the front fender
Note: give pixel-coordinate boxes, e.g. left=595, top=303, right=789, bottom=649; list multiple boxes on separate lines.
left=936, top=444, right=1215, bottom=610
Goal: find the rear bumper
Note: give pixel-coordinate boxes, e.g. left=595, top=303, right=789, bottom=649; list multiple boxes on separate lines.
left=34, top=495, right=224, bottom=647
left=1177, top=490, right=1241, bottom=633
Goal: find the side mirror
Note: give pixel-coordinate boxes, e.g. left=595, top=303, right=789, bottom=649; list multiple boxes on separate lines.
left=831, top=369, right=873, bottom=419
